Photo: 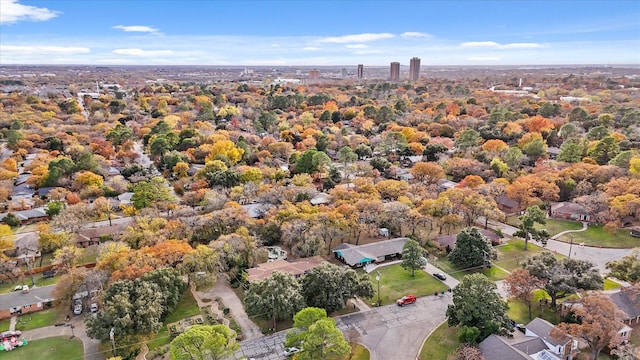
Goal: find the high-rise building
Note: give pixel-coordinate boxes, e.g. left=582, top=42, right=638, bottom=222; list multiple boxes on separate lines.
left=341, top=68, right=347, bottom=78
left=390, top=62, right=400, bottom=81
left=409, top=57, right=421, bottom=81
left=309, top=69, right=320, bottom=79
left=357, top=64, right=364, bottom=79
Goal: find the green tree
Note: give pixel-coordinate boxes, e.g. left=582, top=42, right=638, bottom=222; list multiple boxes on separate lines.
left=456, top=129, right=482, bottom=150
left=296, top=148, right=319, bottom=174
left=523, top=252, right=603, bottom=307
left=557, top=139, right=584, bottom=163
left=244, top=271, right=305, bottom=327
left=301, top=263, right=374, bottom=313
left=606, top=249, right=640, bottom=284
left=131, top=176, right=176, bottom=210
left=180, top=245, right=219, bottom=288
left=299, top=317, right=350, bottom=360
left=446, top=273, right=511, bottom=341
left=448, top=227, right=496, bottom=269
left=513, top=206, right=550, bottom=250
left=285, top=307, right=328, bottom=347
left=423, top=143, right=448, bottom=162
left=140, top=268, right=185, bottom=318
left=337, top=146, right=357, bottom=182
left=567, top=107, right=589, bottom=123
left=169, top=325, right=239, bottom=360
left=587, top=136, right=619, bottom=165
left=45, top=201, right=64, bottom=217
left=503, top=147, right=523, bottom=168
left=401, top=239, right=427, bottom=276
left=522, top=138, right=547, bottom=160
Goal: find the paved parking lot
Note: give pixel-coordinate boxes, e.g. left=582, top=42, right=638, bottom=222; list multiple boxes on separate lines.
left=237, top=293, right=452, bottom=360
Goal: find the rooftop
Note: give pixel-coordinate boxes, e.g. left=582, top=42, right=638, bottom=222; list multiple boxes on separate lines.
left=0, top=285, right=56, bottom=310
left=247, top=256, right=327, bottom=282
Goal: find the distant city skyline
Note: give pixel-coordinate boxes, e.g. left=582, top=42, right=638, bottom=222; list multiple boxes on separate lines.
left=1, top=0, right=639, bottom=66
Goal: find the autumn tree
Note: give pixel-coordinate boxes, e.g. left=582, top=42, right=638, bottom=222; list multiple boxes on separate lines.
left=513, top=205, right=550, bottom=250
left=503, top=269, right=545, bottom=320
left=551, top=292, right=625, bottom=360
left=52, top=245, right=84, bottom=272
left=456, top=344, right=485, bottom=360
left=410, top=161, right=444, bottom=185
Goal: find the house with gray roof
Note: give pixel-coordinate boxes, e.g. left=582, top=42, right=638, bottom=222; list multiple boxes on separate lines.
left=551, top=202, right=591, bottom=222
left=524, top=317, right=577, bottom=358
left=332, top=237, right=408, bottom=268
left=479, top=334, right=530, bottom=360
left=609, top=287, right=640, bottom=324
left=0, top=285, right=55, bottom=320
left=0, top=207, right=49, bottom=225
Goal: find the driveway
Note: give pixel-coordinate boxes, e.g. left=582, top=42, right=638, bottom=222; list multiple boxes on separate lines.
left=198, top=279, right=262, bottom=341
left=21, top=317, right=104, bottom=360
left=237, top=293, right=452, bottom=360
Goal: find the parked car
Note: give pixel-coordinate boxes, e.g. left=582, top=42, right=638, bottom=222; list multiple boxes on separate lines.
left=396, top=294, right=417, bottom=306
left=284, top=347, right=302, bottom=356
left=90, top=303, right=98, bottom=313
left=433, top=272, right=447, bottom=281
left=42, top=270, right=56, bottom=279
left=73, top=301, right=82, bottom=315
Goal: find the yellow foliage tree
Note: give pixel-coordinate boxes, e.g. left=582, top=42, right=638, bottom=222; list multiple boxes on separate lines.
left=205, top=140, right=244, bottom=165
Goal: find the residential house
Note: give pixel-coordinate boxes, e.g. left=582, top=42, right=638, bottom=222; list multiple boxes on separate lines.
left=241, top=202, right=272, bottom=219
left=0, top=207, right=49, bottom=225
left=479, top=334, right=530, bottom=360
left=497, top=194, right=520, bottom=214
left=0, top=285, right=55, bottom=320
left=436, top=179, right=458, bottom=192
left=246, top=256, right=327, bottom=282
left=433, top=228, right=502, bottom=250
left=332, top=237, right=408, bottom=268
left=547, top=147, right=561, bottom=160
left=479, top=317, right=579, bottom=360
left=75, top=219, right=135, bottom=248
left=524, top=317, right=578, bottom=358
left=609, top=287, right=640, bottom=325
left=551, top=202, right=591, bottom=222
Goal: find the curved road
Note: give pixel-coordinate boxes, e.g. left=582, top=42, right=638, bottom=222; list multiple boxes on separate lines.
left=21, top=318, right=104, bottom=360
left=482, top=219, right=633, bottom=272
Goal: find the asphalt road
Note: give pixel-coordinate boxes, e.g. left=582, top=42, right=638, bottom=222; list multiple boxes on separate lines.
left=237, top=292, right=452, bottom=360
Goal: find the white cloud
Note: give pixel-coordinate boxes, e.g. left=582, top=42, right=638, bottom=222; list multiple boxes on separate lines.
left=1, top=0, right=59, bottom=24
left=345, top=44, right=368, bottom=49
left=401, top=32, right=433, bottom=38
left=352, top=49, right=384, bottom=55
left=303, top=46, right=320, bottom=51
left=112, top=48, right=174, bottom=56
left=317, top=33, right=394, bottom=43
left=0, top=45, right=90, bottom=55
left=460, top=41, right=501, bottom=48
left=466, top=57, right=501, bottom=61
left=113, top=25, right=159, bottom=34
left=460, top=41, right=547, bottom=49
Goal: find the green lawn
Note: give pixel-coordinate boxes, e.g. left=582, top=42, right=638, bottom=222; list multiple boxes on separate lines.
left=556, top=225, right=640, bottom=248
left=604, top=278, right=622, bottom=290
left=494, top=239, right=561, bottom=272
left=419, top=322, right=460, bottom=360
left=1, top=336, right=83, bottom=360
left=507, top=293, right=562, bottom=325
left=76, top=245, right=99, bottom=265
left=147, top=289, right=201, bottom=351
left=0, top=318, right=10, bottom=331
left=15, top=309, right=63, bottom=331
left=507, top=217, right=583, bottom=236
left=369, top=264, right=449, bottom=306
left=329, top=343, right=370, bottom=360
left=0, top=275, right=60, bottom=294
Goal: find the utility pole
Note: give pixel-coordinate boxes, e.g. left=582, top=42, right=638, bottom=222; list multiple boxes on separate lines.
left=110, top=328, right=116, bottom=356
left=568, top=235, right=574, bottom=259
left=375, top=271, right=381, bottom=307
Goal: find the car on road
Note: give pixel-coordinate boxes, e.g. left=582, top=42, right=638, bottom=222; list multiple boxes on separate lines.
left=433, top=272, right=447, bottom=281
left=284, top=347, right=302, bottom=356
left=396, top=294, right=417, bottom=306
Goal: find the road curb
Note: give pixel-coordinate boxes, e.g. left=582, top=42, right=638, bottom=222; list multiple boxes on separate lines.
left=415, top=318, right=448, bottom=360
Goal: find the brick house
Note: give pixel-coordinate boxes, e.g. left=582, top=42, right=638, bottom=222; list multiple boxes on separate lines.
left=0, top=285, right=55, bottom=320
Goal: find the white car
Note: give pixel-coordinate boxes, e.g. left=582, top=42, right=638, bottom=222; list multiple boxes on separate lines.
left=90, top=303, right=98, bottom=313
left=73, top=302, right=82, bottom=315
left=284, top=347, right=302, bottom=356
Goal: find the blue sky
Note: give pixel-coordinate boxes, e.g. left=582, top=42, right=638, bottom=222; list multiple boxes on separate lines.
left=1, top=0, right=639, bottom=66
